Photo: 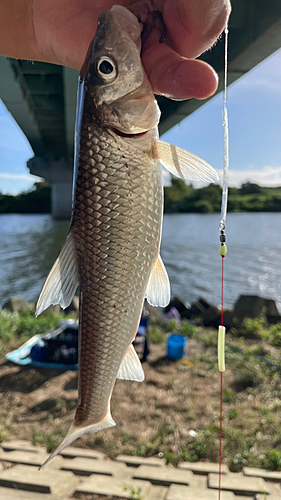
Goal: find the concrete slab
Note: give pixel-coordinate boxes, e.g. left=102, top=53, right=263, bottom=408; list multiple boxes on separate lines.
left=116, top=454, right=165, bottom=468
left=244, top=467, right=281, bottom=482
left=178, top=461, right=229, bottom=475
left=166, top=485, right=235, bottom=500
left=256, top=496, right=281, bottom=500
left=0, top=486, right=53, bottom=500
left=189, top=474, right=207, bottom=489
left=60, top=457, right=127, bottom=476
left=0, top=464, right=79, bottom=495
left=235, top=497, right=255, bottom=500
left=75, top=474, right=152, bottom=498
left=208, top=473, right=270, bottom=496
left=1, top=441, right=43, bottom=453
left=59, top=446, right=105, bottom=460
left=133, top=465, right=193, bottom=487
left=147, top=486, right=169, bottom=500
left=0, top=450, right=63, bottom=469
left=265, top=482, right=281, bottom=497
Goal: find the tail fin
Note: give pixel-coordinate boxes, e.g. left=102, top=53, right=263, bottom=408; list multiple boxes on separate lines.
left=39, top=411, right=116, bottom=469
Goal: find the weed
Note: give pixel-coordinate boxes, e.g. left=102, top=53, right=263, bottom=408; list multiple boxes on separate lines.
left=228, top=408, right=238, bottom=420
left=268, top=323, right=281, bottom=347
left=0, top=424, right=12, bottom=443
left=232, top=355, right=265, bottom=391
left=166, top=319, right=179, bottom=332
left=123, top=484, right=143, bottom=500
left=262, top=449, right=281, bottom=471
left=200, top=331, right=217, bottom=347
left=180, top=320, right=196, bottom=338
left=147, top=326, right=165, bottom=344
left=223, top=389, right=237, bottom=404
left=239, top=315, right=268, bottom=339
left=32, top=428, right=66, bottom=453
left=0, top=309, right=62, bottom=353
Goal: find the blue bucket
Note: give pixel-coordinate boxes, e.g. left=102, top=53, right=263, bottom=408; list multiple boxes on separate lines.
left=167, top=334, right=187, bottom=360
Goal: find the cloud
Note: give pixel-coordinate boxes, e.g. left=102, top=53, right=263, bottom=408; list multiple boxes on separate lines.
left=0, top=172, right=42, bottom=181
left=218, top=166, right=281, bottom=187
left=166, top=166, right=281, bottom=189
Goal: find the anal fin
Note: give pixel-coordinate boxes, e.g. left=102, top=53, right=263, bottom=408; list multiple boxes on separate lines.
left=117, top=344, right=145, bottom=382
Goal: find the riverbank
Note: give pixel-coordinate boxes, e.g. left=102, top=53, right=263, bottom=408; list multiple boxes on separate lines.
left=2, top=181, right=281, bottom=215
left=1, top=306, right=281, bottom=472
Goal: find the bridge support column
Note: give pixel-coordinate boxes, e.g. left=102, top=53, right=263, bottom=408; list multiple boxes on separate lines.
left=28, top=157, right=73, bottom=220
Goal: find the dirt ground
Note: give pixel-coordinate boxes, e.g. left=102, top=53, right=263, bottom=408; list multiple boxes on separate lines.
left=0, top=338, right=221, bottom=453
left=0, top=331, right=280, bottom=470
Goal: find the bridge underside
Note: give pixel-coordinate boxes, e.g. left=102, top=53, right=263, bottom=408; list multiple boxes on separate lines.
left=0, top=0, right=280, bottom=218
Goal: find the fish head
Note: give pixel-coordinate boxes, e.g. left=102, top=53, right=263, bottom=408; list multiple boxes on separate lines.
left=81, top=6, right=160, bottom=139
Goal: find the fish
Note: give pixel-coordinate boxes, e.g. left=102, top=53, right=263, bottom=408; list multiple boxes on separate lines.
left=36, top=5, right=219, bottom=467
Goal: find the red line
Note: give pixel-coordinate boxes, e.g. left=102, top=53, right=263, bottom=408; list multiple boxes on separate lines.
left=221, top=256, right=224, bottom=326
left=219, top=255, right=225, bottom=500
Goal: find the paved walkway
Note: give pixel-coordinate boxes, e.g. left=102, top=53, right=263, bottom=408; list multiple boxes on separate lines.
left=0, top=440, right=280, bottom=499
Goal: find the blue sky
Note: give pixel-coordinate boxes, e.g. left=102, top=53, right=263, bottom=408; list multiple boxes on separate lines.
left=0, top=48, right=280, bottom=194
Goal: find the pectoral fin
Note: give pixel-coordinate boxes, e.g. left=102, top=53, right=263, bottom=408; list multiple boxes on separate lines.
left=36, top=231, right=79, bottom=317
left=156, top=140, right=219, bottom=182
left=146, top=254, right=170, bottom=307
left=117, top=344, right=145, bottom=382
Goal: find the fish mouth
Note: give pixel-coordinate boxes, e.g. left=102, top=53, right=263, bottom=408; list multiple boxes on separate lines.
left=112, top=128, right=149, bottom=139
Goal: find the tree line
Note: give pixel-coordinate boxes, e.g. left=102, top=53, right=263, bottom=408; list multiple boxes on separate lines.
left=164, top=179, right=281, bottom=213
left=1, top=180, right=281, bottom=214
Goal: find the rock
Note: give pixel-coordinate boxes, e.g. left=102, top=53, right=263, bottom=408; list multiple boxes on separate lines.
left=202, top=306, right=220, bottom=327
left=233, top=295, right=280, bottom=323
left=222, top=310, right=235, bottom=329
left=65, top=296, right=79, bottom=316
left=186, top=297, right=213, bottom=320
left=145, top=302, right=166, bottom=323
left=2, top=297, right=30, bottom=312
left=165, top=297, right=191, bottom=319
left=40, top=305, right=61, bottom=316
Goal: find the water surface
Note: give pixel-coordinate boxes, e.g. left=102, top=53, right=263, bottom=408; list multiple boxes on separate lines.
left=1, top=213, right=281, bottom=310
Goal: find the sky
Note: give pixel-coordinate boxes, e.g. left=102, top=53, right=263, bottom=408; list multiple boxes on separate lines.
left=0, top=48, right=280, bottom=195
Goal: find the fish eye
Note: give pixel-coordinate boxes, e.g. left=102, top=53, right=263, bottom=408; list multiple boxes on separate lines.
left=96, top=57, right=117, bottom=82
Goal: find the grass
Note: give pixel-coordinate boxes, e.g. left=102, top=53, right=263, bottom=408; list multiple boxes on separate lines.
left=0, top=308, right=62, bottom=353
left=3, top=305, right=281, bottom=473
left=32, top=427, right=67, bottom=453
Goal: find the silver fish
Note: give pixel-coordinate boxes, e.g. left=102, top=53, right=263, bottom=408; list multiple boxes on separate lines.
left=36, top=5, right=218, bottom=467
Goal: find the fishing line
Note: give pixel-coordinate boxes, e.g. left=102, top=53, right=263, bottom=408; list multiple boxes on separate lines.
left=218, top=23, right=229, bottom=500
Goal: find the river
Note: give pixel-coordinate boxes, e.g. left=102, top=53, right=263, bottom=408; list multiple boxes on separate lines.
left=1, top=212, right=281, bottom=310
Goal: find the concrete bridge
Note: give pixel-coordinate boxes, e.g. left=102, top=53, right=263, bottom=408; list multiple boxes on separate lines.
left=0, top=0, right=280, bottom=219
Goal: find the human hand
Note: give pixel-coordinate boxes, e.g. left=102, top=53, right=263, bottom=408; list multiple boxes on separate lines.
left=31, top=0, right=231, bottom=100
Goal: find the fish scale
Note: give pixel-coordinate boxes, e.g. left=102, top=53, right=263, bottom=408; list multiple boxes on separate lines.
left=71, top=122, right=162, bottom=427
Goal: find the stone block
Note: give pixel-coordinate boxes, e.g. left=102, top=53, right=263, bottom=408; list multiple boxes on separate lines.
left=59, top=446, right=105, bottom=460
left=0, top=464, right=79, bottom=495
left=0, top=487, right=52, bottom=500
left=256, top=496, right=281, bottom=500
left=244, top=467, right=281, bottom=482
left=2, top=298, right=30, bottom=312
left=166, top=485, right=235, bottom=500
left=178, top=461, right=229, bottom=475
left=75, top=474, right=152, bottom=498
left=60, top=457, right=127, bottom=476
left=0, top=450, right=62, bottom=469
left=208, top=472, right=270, bottom=496
left=133, top=465, right=193, bottom=486
left=116, top=455, right=164, bottom=468
left=1, top=441, right=43, bottom=454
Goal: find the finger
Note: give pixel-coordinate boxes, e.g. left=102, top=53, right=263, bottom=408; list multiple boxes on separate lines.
left=161, top=0, right=231, bottom=59
left=142, top=38, right=218, bottom=100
